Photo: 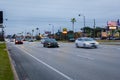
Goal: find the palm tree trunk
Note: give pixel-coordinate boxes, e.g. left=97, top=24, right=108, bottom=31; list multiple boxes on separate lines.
left=72, top=22, right=74, bottom=32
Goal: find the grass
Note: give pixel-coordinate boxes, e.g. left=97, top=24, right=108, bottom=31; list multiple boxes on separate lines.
left=97, top=40, right=120, bottom=42
left=0, top=43, right=14, bottom=80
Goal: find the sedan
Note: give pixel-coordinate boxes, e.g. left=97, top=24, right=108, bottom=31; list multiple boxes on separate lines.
left=75, top=37, right=99, bottom=48
left=41, top=37, right=49, bottom=44
left=15, top=38, right=23, bottom=44
left=43, top=38, right=59, bottom=48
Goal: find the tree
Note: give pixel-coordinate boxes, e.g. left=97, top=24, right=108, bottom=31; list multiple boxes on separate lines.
left=117, top=29, right=120, bottom=38
left=32, top=29, right=34, bottom=36
left=36, top=27, right=39, bottom=35
left=81, top=27, right=93, bottom=37
left=71, top=18, right=76, bottom=32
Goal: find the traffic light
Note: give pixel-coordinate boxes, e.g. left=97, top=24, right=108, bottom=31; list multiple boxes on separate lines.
left=0, top=11, right=3, bottom=24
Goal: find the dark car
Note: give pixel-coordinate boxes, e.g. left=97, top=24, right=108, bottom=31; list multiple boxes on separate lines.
left=41, top=37, right=49, bottom=44
left=68, top=38, right=75, bottom=42
left=15, top=38, right=23, bottom=44
left=28, top=39, right=34, bottom=42
left=43, top=38, right=59, bottom=48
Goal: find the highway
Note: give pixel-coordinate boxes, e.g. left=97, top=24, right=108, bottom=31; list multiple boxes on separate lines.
left=7, top=41, right=120, bottom=80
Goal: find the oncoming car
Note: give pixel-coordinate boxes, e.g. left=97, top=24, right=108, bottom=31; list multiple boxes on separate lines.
left=43, top=38, right=59, bottom=48
left=15, top=38, right=23, bottom=44
left=75, top=37, right=99, bottom=48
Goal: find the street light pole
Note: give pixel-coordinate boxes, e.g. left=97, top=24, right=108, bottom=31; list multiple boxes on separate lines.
left=49, top=24, right=54, bottom=35
left=78, top=14, right=86, bottom=36
left=93, top=19, right=96, bottom=39
left=49, top=24, right=55, bottom=38
left=83, top=16, right=86, bottom=30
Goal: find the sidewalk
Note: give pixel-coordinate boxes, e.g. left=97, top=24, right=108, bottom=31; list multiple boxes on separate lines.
left=100, top=42, right=120, bottom=45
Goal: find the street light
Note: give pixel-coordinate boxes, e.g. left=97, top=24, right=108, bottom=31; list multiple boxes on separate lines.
left=78, top=14, right=86, bottom=33
left=49, top=24, right=54, bottom=35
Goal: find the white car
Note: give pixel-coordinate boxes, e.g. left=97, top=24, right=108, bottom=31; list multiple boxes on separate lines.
left=75, top=37, right=99, bottom=48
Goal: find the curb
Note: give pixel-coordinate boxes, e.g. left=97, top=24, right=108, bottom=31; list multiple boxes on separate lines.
left=6, top=42, right=19, bottom=80
left=99, top=42, right=120, bottom=45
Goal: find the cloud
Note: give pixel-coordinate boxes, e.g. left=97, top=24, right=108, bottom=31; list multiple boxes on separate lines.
left=1, top=0, right=120, bottom=34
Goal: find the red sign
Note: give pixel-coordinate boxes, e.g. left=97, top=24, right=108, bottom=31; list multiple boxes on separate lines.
left=107, top=21, right=117, bottom=27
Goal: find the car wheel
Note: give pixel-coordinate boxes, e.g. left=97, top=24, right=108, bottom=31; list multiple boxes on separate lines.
left=76, top=43, right=79, bottom=48
left=94, top=46, right=97, bottom=48
left=83, top=43, right=86, bottom=48
left=43, top=44, right=46, bottom=47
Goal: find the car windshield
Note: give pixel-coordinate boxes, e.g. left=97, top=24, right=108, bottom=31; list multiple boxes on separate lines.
left=15, top=38, right=22, bottom=41
left=83, top=38, right=94, bottom=41
left=47, top=39, right=57, bottom=42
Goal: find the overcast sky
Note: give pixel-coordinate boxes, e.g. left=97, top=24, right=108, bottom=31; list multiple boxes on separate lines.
left=0, top=0, right=120, bottom=34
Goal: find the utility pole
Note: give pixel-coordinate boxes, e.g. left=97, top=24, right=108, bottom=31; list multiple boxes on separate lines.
left=93, top=19, right=96, bottom=39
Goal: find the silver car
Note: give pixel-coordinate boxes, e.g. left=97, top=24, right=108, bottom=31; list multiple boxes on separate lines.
left=75, top=37, right=99, bottom=48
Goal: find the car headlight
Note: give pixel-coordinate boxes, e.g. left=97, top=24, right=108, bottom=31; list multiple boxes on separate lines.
left=96, top=42, right=99, bottom=45
left=84, top=42, right=90, bottom=45
left=48, top=43, right=51, bottom=45
left=15, top=41, right=18, bottom=42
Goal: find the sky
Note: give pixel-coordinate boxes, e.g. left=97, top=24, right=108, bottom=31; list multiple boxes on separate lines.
left=0, top=0, right=120, bottom=35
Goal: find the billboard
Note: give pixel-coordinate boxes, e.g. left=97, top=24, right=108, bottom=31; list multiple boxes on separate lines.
left=0, top=11, right=3, bottom=24
left=107, top=21, right=117, bottom=27
left=107, top=21, right=117, bottom=30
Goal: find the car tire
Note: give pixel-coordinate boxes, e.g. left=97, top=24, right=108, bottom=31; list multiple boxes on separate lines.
left=76, top=43, right=79, bottom=48
left=94, top=46, right=97, bottom=48
left=83, top=43, right=86, bottom=48
left=43, top=44, right=45, bottom=47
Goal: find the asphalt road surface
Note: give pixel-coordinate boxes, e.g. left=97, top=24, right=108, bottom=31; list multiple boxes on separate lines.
left=7, top=41, right=120, bottom=80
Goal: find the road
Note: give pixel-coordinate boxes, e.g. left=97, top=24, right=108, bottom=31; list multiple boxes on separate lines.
left=7, top=41, right=120, bottom=80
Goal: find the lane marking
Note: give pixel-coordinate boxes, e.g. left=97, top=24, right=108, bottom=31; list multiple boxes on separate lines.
left=117, top=48, right=120, bottom=50
left=77, top=55, right=95, bottom=60
left=16, top=46, right=73, bottom=80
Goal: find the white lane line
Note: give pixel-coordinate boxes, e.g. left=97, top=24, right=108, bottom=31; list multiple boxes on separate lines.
left=77, top=55, right=95, bottom=60
left=117, top=48, right=120, bottom=50
left=16, top=46, right=73, bottom=80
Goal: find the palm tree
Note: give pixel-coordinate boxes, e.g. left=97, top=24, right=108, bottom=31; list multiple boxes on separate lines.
left=36, top=28, right=39, bottom=35
left=32, top=29, right=34, bottom=36
left=71, top=18, right=76, bottom=32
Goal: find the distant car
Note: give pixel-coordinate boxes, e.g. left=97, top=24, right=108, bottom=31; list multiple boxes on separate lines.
left=75, top=37, right=99, bottom=48
left=41, top=37, right=49, bottom=44
left=10, top=39, right=14, bottom=42
left=43, top=38, right=59, bottom=48
left=114, top=38, right=120, bottom=40
left=15, top=38, right=23, bottom=44
left=68, top=38, right=75, bottom=42
left=28, top=39, right=34, bottom=42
